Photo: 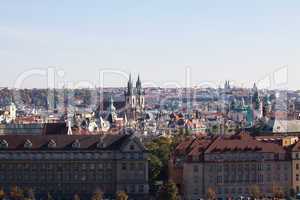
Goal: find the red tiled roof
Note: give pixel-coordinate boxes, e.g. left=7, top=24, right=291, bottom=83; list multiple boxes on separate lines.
left=188, top=139, right=212, bottom=157
left=205, top=133, right=285, bottom=154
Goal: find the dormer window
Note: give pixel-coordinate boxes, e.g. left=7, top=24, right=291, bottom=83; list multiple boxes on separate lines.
left=48, top=139, right=56, bottom=149
left=72, top=139, right=80, bottom=149
left=0, top=140, right=8, bottom=149
left=24, top=139, right=32, bottom=149
left=130, top=144, right=135, bottom=150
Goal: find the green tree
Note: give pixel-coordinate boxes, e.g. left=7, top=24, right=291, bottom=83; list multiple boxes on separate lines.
left=148, top=154, right=163, bottom=184
left=146, top=137, right=173, bottom=184
left=249, top=185, right=261, bottom=199
left=158, top=181, right=179, bottom=200
left=116, top=191, right=128, bottom=200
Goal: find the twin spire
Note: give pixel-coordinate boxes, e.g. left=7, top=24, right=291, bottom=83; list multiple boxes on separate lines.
left=127, top=74, right=142, bottom=96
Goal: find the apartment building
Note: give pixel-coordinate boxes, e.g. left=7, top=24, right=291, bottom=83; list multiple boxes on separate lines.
left=0, top=133, right=149, bottom=199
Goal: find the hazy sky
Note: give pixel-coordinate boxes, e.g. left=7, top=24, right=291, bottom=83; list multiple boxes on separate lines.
left=0, top=0, right=299, bottom=89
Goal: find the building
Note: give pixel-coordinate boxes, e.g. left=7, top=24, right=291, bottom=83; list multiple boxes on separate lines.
left=170, top=133, right=292, bottom=200
left=0, top=101, right=17, bottom=124
left=0, top=133, right=149, bottom=199
left=291, top=140, right=300, bottom=193
left=124, top=75, right=145, bottom=121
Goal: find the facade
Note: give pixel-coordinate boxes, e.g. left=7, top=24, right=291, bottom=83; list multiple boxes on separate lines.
left=124, top=75, right=145, bottom=121
left=0, top=134, right=149, bottom=199
left=170, top=133, right=293, bottom=200
left=292, top=141, right=300, bottom=193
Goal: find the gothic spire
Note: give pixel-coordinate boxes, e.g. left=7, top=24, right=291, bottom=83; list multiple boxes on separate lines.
left=127, top=73, right=133, bottom=95
left=136, top=74, right=142, bottom=95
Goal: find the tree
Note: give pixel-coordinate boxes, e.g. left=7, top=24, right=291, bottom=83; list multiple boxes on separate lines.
left=158, top=181, right=179, bottom=200
left=91, top=190, right=103, bottom=200
left=24, top=188, right=35, bottom=200
left=148, top=154, right=163, bottom=184
left=146, top=137, right=173, bottom=188
left=0, top=187, right=5, bottom=200
left=73, top=193, right=81, bottom=200
left=272, top=183, right=284, bottom=199
left=46, top=192, right=54, bottom=200
left=10, top=185, right=24, bottom=200
left=249, top=185, right=261, bottom=199
left=206, top=187, right=217, bottom=200
left=116, top=191, right=128, bottom=200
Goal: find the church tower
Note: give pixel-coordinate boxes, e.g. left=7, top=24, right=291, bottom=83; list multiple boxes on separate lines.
left=124, top=74, right=145, bottom=121
left=107, top=96, right=117, bottom=124
left=135, top=75, right=145, bottom=112
left=251, top=83, right=263, bottom=119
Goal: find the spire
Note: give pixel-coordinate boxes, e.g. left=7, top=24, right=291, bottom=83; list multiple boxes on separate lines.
left=253, top=83, right=258, bottom=92
left=108, top=96, right=116, bottom=112
left=136, top=74, right=141, bottom=88
left=136, top=74, right=142, bottom=95
left=127, top=73, right=133, bottom=95
left=252, top=83, right=260, bottom=110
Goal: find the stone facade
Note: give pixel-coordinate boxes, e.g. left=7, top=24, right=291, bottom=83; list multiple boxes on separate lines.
left=171, top=133, right=293, bottom=200
left=0, top=134, right=149, bottom=198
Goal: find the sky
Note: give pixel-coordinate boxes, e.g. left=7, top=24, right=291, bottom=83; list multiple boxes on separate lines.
left=0, top=0, right=299, bottom=89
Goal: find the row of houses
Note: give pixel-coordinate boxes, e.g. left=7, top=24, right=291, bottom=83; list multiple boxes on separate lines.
left=169, top=133, right=300, bottom=200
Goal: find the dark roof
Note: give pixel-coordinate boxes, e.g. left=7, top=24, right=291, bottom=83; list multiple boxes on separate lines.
left=205, top=133, right=285, bottom=154
left=0, top=134, right=132, bottom=151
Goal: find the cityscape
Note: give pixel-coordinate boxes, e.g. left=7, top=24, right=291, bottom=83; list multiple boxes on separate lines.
left=1, top=1, right=300, bottom=200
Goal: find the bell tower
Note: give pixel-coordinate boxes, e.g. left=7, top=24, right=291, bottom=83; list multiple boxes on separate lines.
left=124, top=74, right=145, bottom=121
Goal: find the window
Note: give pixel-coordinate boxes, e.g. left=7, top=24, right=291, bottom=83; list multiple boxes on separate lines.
left=296, top=163, right=299, bottom=170
left=98, top=163, right=103, bottom=170
left=130, top=163, right=135, bottom=170
left=138, top=163, right=144, bottom=171
left=217, top=176, right=222, bottom=184
left=193, top=165, right=199, bottom=173
left=122, top=163, right=127, bottom=170
left=193, top=187, right=199, bottom=195
left=296, top=174, right=299, bottom=181
left=138, top=153, right=143, bottom=159
left=129, top=185, right=135, bottom=193
left=130, top=145, right=135, bottom=150
left=138, top=185, right=144, bottom=193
